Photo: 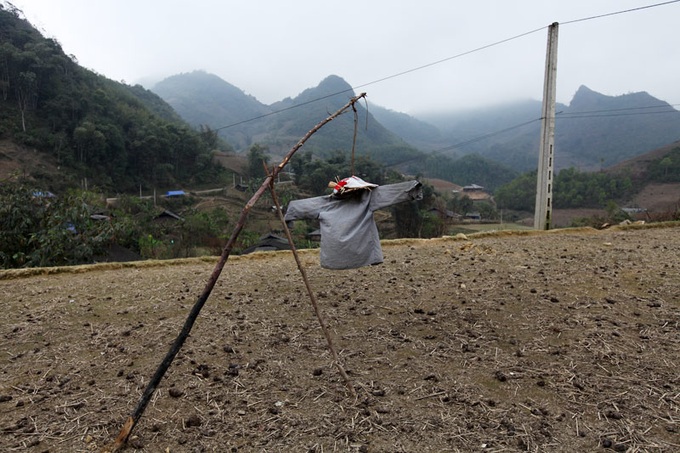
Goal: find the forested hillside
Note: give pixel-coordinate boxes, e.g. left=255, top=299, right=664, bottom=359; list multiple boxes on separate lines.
left=0, top=5, right=227, bottom=193
left=152, top=72, right=519, bottom=190
left=153, top=73, right=414, bottom=159
left=152, top=71, right=265, bottom=151
left=555, top=86, right=680, bottom=169
left=494, top=140, right=680, bottom=217
left=152, top=66, right=680, bottom=192
left=410, top=87, right=680, bottom=172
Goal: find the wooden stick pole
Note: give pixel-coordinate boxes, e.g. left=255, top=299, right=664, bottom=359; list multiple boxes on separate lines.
left=267, top=178, right=357, bottom=398
left=106, top=93, right=366, bottom=452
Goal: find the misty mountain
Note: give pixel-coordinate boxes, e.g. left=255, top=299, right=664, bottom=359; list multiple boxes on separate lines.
left=259, top=75, right=411, bottom=158
left=553, top=86, right=680, bottom=170
left=396, top=86, right=680, bottom=173
left=151, top=70, right=679, bottom=190
left=152, top=71, right=270, bottom=150
left=366, top=103, right=446, bottom=153
left=152, top=73, right=414, bottom=161
left=151, top=73, right=521, bottom=190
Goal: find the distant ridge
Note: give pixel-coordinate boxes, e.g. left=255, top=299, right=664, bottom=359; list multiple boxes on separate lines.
left=554, top=86, right=680, bottom=170
left=605, top=139, right=680, bottom=179
left=406, top=86, right=680, bottom=172
left=153, top=73, right=414, bottom=158
left=153, top=71, right=271, bottom=150
left=152, top=70, right=680, bottom=182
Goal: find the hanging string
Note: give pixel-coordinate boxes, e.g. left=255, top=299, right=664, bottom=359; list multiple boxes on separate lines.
left=350, top=101, right=358, bottom=175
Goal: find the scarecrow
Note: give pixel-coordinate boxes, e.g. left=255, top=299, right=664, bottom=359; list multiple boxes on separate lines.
left=285, top=175, right=422, bottom=269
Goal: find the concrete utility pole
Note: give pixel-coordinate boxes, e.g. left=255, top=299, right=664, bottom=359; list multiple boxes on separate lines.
left=534, top=22, right=559, bottom=230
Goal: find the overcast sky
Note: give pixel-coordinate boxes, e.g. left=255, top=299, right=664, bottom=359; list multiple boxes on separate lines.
left=9, top=0, right=680, bottom=114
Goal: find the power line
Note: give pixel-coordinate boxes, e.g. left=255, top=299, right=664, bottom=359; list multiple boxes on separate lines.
left=391, top=102, right=680, bottom=167
left=215, top=0, right=680, bottom=132
left=434, top=118, right=542, bottom=152
left=214, top=90, right=354, bottom=131
left=448, top=104, right=680, bottom=149
left=557, top=103, right=680, bottom=116
left=561, top=0, right=680, bottom=25
left=215, top=27, right=546, bottom=132
left=383, top=118, right=543, bottom=169
left=350, top=27, right=547, bottom=92
left=558, top=110, right=680, bottom=119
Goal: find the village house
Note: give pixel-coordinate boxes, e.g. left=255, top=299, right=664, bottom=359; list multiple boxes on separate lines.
left=460, top=184, right=495, bottom=206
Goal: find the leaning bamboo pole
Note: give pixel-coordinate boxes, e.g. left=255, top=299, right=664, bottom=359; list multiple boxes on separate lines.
left=106, top=93, right=367, bottom=452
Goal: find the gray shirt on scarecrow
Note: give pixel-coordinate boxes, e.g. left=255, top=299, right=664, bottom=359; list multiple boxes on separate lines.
left=284, top=178, right=423, bottom=270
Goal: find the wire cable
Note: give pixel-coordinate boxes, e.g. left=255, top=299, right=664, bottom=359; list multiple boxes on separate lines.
left=441, top=103, right=679, bottom=150
left=435, top=118, right=542, bottom=152
left=215, top=27, right=547, bottom=132
left=383, top=117, right=542, bottom=169
left=557, top=110, right=680, bottom=119
left=557, top=103, right=680, bottom=115
left=389, top=101, right=680, bottom=168
left=561, top=0, right=680, bottom=25
left=351, top=27, right=547, bottom=92
left=215, top=0, right=680, bottom=132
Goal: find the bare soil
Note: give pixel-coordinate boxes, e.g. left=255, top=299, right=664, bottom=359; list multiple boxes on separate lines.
left=631, top=183, right=680, bottom=214
left=1, top=224, right=679, bottom=453
left=0, top=140, right=59, bottom=181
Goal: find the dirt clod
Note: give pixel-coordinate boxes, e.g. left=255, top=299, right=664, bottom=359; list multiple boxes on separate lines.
left=184, top=414, right=202, bottom=428
left=168, top=388, right=184, bottom=398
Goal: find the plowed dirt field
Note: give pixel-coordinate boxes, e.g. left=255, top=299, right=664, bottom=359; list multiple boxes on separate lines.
left=1, top=224, right=679, bottom=452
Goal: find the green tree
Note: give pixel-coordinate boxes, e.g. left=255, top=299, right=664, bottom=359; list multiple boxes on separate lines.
left=496, top=167, right=636, bottom=212
left=16, top=70, right=37, bottom=131
left=659, top=157, right=672, bottom=179
left=247, top=143, right=270, bottom=180
left=175, top=208, right=229, bottom=257
left=477, top=202, right=499, bottom=221
left=291, top=151, right=386, bottom=195
left=73, top=121, right=105, bottom=164
left=392, top=182, right=435, bottom=238
left=0, top=182, right=116, bottom=268
left=0, top=5, right=227, bottom=193
left=495, top=171, right=536, bottom=211
left=637, top=148, right=680, bottom=183
left=447, top=193, right=474, bottom=215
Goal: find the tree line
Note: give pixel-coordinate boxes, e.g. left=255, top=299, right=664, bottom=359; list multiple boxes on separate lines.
left=494, top=169, right=636, bottom=212
left=1, top=5, right=228, bottom=193
left=10, top=142, right=674, bottom=269
left=0, top=179, right=233, bottom=269
left=494, top=146, right=680, bottom=214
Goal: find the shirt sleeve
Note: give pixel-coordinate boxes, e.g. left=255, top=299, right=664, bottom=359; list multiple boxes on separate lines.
left=368, top=180, right=422, bottom=211
left=284, top=196, right=327, bottom=222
